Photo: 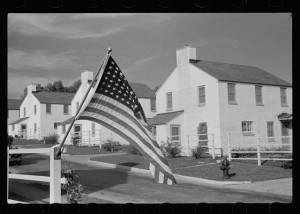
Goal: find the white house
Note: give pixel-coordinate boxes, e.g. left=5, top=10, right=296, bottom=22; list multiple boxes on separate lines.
left=148, top=45, right=292, bottom=156
left=7, top=99, right=22, bottom=131
left=8, top=84, right=74, bottom=140
left=58, top=70, right=157, bottom=145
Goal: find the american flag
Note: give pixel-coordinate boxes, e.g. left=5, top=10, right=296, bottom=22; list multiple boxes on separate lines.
left=76, top=55, right=177, bottom=185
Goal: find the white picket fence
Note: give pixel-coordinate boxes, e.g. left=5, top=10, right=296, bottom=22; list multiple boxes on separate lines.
left=7, top=145, right=66, bottom=204
left=227, top=131, right=292, bottom=166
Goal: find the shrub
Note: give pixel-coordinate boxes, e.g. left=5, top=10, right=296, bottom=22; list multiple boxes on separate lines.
left=126, top=145, right=143, bottom=156
left=61, top=168, right=85, bottom=204
left=71, top=135, right=81, bottom=146
left=8, top=135, right=14, bottom=147
left=160, top=141, right=181, bottom=158
left=280, top=161, right=292, bottom=169
left=192, top=146, right=210, bottom=159
left=44, top=133, right=59, bottom=144
left=102, top=139, right=120, bottom=152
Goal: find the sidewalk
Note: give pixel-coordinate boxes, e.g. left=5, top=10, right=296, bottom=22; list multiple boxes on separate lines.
left=62, top=153, right=292, bottom=198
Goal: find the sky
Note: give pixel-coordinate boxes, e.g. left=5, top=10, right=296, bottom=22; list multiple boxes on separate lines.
left=7, top=13, right=292, bottom=99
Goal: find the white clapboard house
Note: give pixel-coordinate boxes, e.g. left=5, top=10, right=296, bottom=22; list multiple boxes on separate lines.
left=7, top=99, right=22, bottom=131
left=8, top=84, right=74, bottom=140
left=57, top=70, right=157, bottom=146
left=148, top=45, right=292, bottom=156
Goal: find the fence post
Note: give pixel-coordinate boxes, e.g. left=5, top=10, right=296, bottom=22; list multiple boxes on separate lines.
left=7, top=147, right=9, bottom=203
left=88, top=131, right=91, bottom=147
left=227, top=132, right=231, bottom=161
left=50, top=146, right=61, bottom=203
left=99, top=130, right=101, bottom=149
left=212, top=134, right=215, bottom=159
left=256, top=131, right=261, bottom=166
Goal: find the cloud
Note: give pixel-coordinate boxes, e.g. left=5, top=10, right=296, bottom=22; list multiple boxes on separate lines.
left=8, top=48, right=81, bottom=70
left=134, top=56, right=156, bottom=66
left=71, top=13, right=135, bottom=19
left=7, top=13, right=127, bottom=39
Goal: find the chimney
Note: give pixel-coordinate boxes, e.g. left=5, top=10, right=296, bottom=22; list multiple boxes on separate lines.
left=27, top=84, right=36, bottom=95
left=176, top=45, right=196, bottom=68
left=81, top=70, right=93, bottom=87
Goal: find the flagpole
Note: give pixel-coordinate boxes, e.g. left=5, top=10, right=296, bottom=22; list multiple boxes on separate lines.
left=55, top=47, right=112, bottom=159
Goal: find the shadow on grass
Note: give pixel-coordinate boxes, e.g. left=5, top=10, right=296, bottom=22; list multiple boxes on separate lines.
left=118, top=162, right=140, bottom=167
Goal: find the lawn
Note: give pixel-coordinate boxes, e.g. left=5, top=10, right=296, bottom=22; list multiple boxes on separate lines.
left=90, top=154, right=292, bottom=182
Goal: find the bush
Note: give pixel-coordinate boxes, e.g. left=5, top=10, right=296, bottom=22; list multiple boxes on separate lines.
left=44, top=133, right=59, bottom=144
left=280, top=161, right=292, bottom=169
left=160, top=142, right=181, bottom=158
left=71, top=135, right=81, bottom=146
left=102, top=139, right=120, bottom=152
left=126, top=145, right=143, bottom=156
left=61, top=168, right=85, bottom=204
left=192, top=146, right=210, bottom=159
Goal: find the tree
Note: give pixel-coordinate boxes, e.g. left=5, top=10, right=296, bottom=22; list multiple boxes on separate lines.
left=154, top=86, right=160, bottom=92
left=53, top=80, right=64, bottom=92
left=45, top=83, right=54, bottom=92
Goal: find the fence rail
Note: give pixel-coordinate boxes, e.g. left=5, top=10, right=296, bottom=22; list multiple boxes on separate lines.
left=227, top=132, right=292, bottom=166
left=7, top=145, right=66, bottom=204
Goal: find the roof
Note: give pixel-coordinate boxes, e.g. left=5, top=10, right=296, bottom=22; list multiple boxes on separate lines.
left=8, top=99, right=22, bottom=110
left=9, top=117, right=29, bottom=125
left=278, top=113, right=292, bottom=121
left=130, top=83, right=156, bottom=99
left=33, top=91, right=75, bottom=104
left=60, top=117, right=74, bottom=125
left=147, top=110, right=184, bottom=126
left=190, top=59, right=292, bottom=87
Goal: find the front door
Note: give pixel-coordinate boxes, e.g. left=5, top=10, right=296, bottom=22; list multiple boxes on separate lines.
left=281, top=122, right=289, bottom=144
left=21, top=124, right=27, bottom=139
left=74, top=124, right=82, bottom=136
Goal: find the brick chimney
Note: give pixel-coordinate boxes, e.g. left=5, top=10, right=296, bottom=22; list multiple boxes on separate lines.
left=81, top=70, right=93, bottom=87
left=27, top=84, right=36, bottom=95
left=176, top=45, right=197, bottom=69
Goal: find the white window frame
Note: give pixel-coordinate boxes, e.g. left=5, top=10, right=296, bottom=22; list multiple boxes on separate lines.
left=64, top=104, right=69, bottom=115
left=170, top=125, right=181, bottom=145
left=242, top=121, right=254, bottom=135
left=198, top=85, right=206, bottom=106
left=150, top=99, right=156, bottom=112
left=255, top=85, right=263, bottom=105
left=228, top=83, right=237, bottom=104
left=46, top=104, right=51, bottom=114
left=267, top=121, right=275, bottom=142
left=280, top=88, right=288, bottom=107
left=166, top=92, right=172, bottom=111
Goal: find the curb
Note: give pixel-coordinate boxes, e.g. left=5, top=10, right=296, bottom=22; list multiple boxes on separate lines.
left=88, top=159, right=252, bottom=185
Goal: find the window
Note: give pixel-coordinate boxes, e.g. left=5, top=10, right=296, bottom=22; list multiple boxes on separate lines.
left=228, top=83, right=237, bottom=104
left=255, top=85, right=263, bottom=105
left=54, top=122, right=59, bottom=130
left=166, top=92, right=172, bottom=111
left=34, top=123, right=37, bottom=133
left=150, top=99, right=156, bottom=112
left=62, top=125, right=66, bottom=134
left=280, top=88, right=288, bottom=106
left=23, top=107, right=26, bottom=117
left=281, top=123, right=289, bottom=144
left=198, top=86, right=205, bottom=106
left=64, top=105, right=69, bottom=114
left=46, top=104, right=51, bottom=114
left=267, top=122, right=275, bottom=142
left=76, top=102, right=80, bottom=112
left=242, top=121, right=253, bottom=133
left=170, top=125, right=180, bottom=144
left=91, top=123, right=95, bottom=137
left=151, top=126, right=156, bottom=136
left=34, top=105, right=37, bottom=115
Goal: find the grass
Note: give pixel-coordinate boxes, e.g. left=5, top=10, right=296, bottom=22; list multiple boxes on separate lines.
left=90, top=154, right=292, bottom=182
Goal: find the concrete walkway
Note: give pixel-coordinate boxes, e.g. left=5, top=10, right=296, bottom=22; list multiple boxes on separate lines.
left=61, top=153, right=292, bottom=197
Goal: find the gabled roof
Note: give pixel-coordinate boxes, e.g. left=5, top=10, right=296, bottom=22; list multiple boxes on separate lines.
left=190, top=59, right=292, bottom=87
left=9, top=117, right=29, bottom=125
left=33, top=91, right=75, bottom=105
left=8, top=99, right=22, bottom=110
left=147, top=110, right=184, bottom=126
left=60, top=117, right=74, bottom=125
left=130, top=83, right=156, bottom=99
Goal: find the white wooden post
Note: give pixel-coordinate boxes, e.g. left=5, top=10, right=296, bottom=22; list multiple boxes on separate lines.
left=256, top=131, right=261, bottom=166
left=7, top=147, right=9, bottom=203
left=88, top=131, right=91, bottom=147
left=212, top=134, right=215, bottom=159
left=227, top=132, right=231, bottom=161
left=50, top=146, right=61, bottom=203
left=99, top=130, right=102, bottom=149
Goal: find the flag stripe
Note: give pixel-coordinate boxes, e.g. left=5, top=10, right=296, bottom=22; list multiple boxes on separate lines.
left=88, top=94, right=162, bottom=154
left=79, top=104, right=170, bottom=168
left=78, top=113, right=174, bottom=176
